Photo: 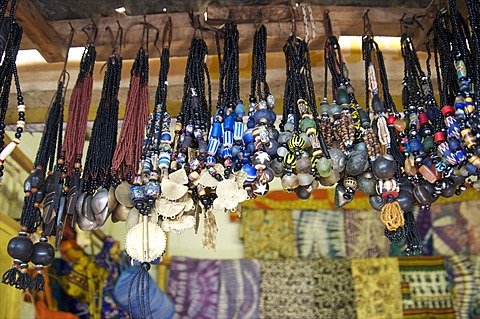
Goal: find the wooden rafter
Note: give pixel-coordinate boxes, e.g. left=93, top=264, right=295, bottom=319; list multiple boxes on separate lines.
left=17, top=3, right=436, bottom=61
left=15, top=0, right=66, bottom=62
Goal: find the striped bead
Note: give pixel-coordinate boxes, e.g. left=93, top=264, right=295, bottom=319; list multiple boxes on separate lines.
left=207, top=138, right=220, bottom=156
left=234, top=121, right=244, bottom=140
left=223, top=130, right=233, bottom=148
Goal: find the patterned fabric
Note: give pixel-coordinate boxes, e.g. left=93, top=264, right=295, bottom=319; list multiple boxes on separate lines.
left=292, top=210, right=346, bottom=258
left=167, top=257, right=220, bottom=319
left=444, top=254, right=480, bottom=319
left=398, top=256, right=455, bottom=318
left=416, top=207, right=434, bottom=255
left=458, top=201, right=480, bottom=254
left=240, top=208, right=295, bottom=259
left=344, top=210, right=391, bottom=258
left=351, top=257, right=403, bottom=319
left=313, top=258, right=357, bottom=319
left=260, top=259, right=316, bottom=319
left=95, top=239, right=128, bottom=319
left=217, top=259, right=260, bottom=319
left=431, top=202, right=470, bottom=255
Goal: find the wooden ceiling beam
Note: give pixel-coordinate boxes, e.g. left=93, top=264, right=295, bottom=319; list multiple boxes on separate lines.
left=15, top=0, right=67, bottom=62
left=16, top=3, right=437, bottom=61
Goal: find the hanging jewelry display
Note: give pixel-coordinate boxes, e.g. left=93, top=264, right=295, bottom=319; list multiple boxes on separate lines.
left=242, top=18, right=278, bottom=198
left=0, top=0, right=24, bottom=187
left=278, top=16, right=330, bottom=200
left=111, top=20, right=153, bottom=184
left=119, top=19, right=173, bottom=319
left=323, top=12, right=367, bottom=207
left=2, top=25, right=74, bottom=292
left=76, top=25, right=123, bottom=231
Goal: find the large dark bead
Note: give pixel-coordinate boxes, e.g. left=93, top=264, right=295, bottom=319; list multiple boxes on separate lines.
left=294, top=185, right=311, bottom=200
left=345, top=150, right=369, bottom=176
left=31, top=242, right=55, bottom=266
left=396, top=190, right=415, bottom=212
left=7, top=236, right=34, bottom=260
left=441, top=184, right=456, bottom=198
left=369, top=194, right=386, bottom=211
left=413, top=182, right=433, bottom=206
left=372, top=155, right=397, bottom=179
left=357, top=172, right=376, bottom=195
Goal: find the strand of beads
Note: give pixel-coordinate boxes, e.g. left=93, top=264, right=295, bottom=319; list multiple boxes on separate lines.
left=242, top=22, right=277, bottom=198
left=0, top=5, right=24, bottom=187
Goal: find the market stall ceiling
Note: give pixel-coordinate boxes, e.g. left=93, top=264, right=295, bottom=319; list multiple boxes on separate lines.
left=32, top=0, right=431, bottom=20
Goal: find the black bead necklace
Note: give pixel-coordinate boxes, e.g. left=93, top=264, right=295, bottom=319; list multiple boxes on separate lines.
left=0, top=0, right=24, bottom=187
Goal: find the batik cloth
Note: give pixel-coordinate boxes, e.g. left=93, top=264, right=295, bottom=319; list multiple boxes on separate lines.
left=240, top=208, right=295, bottom=259
left=217, top=259, right=260, bottom=319
left=95, top=238, right=128, bottom=319
left=344, top=210, right=391, bottom=258
left=313, top=258, right=357, bottom=319
left=260, top=259, right=316, bottom=319
left=430, top=202, right=470, bottom=255
left=351, top=257, right=403, bottom=319
left=292, top=210, right=346, bottom=258
left=444, top=254, right=480, bottom=319
left=167, top=257, right=220, bottom=319
left=398, top=256, right=455, bottom=318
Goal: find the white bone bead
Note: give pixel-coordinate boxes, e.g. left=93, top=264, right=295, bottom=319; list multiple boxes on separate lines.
left=0, top=139, right=20, bottom=161
left=17, top=105, right=25, bottom=112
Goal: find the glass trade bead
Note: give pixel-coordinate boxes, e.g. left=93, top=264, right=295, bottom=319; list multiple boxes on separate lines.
left=466, top=162, right=478, bottom=174
left=359, top=108, right=370, bottom=127
left=441, top=105, right=455, bottom=117
left=455, top=60, right=467, bottom=79
left=287, top=135, right=306, bottom=152
left=336, top=86, right=349, bottom=105
left=296, top=156, right=312, bottom=174
left=234, top=121, right=244, bottom=140
left=243, top=128, right=254, bottom=144
left=468, top=155, right=480, bottom=168
left=300, top=133, right=311, bottom=148
left=371, top=94, right=384, bottom=113
left=211, top=122, right=223, bottom=139
left=448, top=139, right=461, bottom=151
left=298, top=173, right=314, bottom=186
left=299, top=117, right=316, bottom=132
left=461, top=128, right=476, bottom=148
left=372, top=155, right=397, bottom=179
left=130, top=185, right=144, bottom=202
left=158, top=152, right=170, bottom=169
left=434, top=132, right=446, bottom=143
left=281, top=173, right=300, bottom=191
left=265, top=139, right=279, bottom=157
left=327, top=102, right=342, bottom=118
left=224, top=115, right=235, bottom=131
left=241, top=164, right=257, bottom=182
left=266, top=95, right=276, bottom=108
left=284, top=121, right=295, bottom=132
left=144, top=181, right=160, bottom=198
left=393, top=119, right=406, bottom=132
left=235, top=102, right=245, bottom=118
left=419, top=165, right=439, bottom=184
left=282, top=153, right=297, bottom=169
left=316, top=157, right=332, bottom=177
left=409, top=138, right=423, bottom=153
left=318, top=99, right=329, bottom=115
left=353, top=142, right=367, bottom=152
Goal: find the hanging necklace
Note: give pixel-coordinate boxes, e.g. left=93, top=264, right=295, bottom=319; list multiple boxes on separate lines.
left=242, top=21, right=277, bottom=197
left=111, top=23, right=152, bottom=183
left=76, top=26, right=123, bottom=232
left=0, top=0, right=24, bottom=187
left=2, top=21, right=73, bottom=292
